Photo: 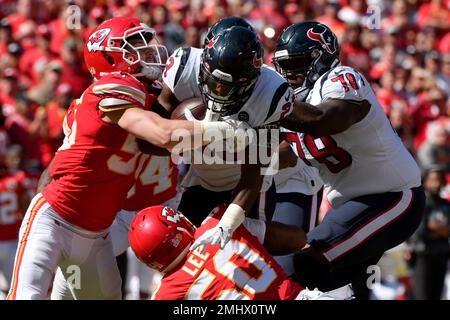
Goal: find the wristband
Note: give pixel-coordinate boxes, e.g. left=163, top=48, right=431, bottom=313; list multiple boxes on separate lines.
left=200, top=121, right=234, bottom=144
left=219, top=203, right=246, bottom=232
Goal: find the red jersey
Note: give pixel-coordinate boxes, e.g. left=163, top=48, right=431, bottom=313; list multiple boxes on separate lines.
left=0, top=171, right=27, bottom=241
left=123, top=154, right=178, bottom=211
left=43, top=72, right=156, bottom=231
left=18, top=47, right=59, bottom=85
left=35, top=102, right=66, bottom=167
left=153, top=206, right=302, bottom=300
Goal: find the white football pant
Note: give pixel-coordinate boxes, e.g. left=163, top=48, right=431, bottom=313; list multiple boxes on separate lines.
left=7, top=193, right=121, bottom=300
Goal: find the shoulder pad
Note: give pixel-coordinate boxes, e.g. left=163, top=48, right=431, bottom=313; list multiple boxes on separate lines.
left=92, top=73, right=147, bottom=112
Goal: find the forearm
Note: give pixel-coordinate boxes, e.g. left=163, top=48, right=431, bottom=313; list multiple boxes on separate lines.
left=117, top=108, right=236, bottom=151
left=263, top=221, right=307, bottom=256
left=189, top=164, right=265, bottom=251
left=157, top=83, right=180, bottom=115
left=231, top=163, right=264, bottom=213
left=118, top=108, right=193, bottom=148
left=136, top=139, right=171, bottom=156
left=150, top=100, right=172, bottom=119
left=278, top=140, right=298, bottom=169
left=281, top=101, right=323, bottom=136
left=37, top=158, right=54, bottom=193
left=281, top=99, right=370, bottom=137
left=213, top=164, right=263, bottom=235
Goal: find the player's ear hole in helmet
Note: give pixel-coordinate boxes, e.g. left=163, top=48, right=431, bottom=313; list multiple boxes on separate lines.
left=198, top=26, right=263, bottom=116
left=272, top=21, right=340, bottom=90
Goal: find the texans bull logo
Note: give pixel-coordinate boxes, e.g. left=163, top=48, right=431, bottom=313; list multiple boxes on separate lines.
left=306, top=25, right=336, bottom=55
left=207, top=35, right=219, bottom=49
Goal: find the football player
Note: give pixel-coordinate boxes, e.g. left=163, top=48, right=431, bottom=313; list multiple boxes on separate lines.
left=129, top=204, right=353, bottom=300
left=50, top=153, right=179, bottom=300
left=7, top=17, right=244, bottom=300
left=159, top=18, right=296, bottom=253
left=0, top=145, right=30, bottom=299
left=272, top=21, right=426, bottom=298
left=201, top=17, right=327, bottom=277
left=272, top=148, right=324, bottom=277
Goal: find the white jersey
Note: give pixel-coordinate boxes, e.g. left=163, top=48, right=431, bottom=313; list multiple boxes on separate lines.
left=285, top=66, right=421, bottom=208
left=274, top=159, right=323, bottom=195
left=163, top=47, right=294, bottom=192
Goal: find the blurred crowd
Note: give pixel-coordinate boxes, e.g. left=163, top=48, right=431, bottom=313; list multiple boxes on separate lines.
left=0, top=0, right=449, bottom=300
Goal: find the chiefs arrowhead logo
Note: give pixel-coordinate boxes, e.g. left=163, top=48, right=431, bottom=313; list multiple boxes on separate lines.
left=162, top=206, right=181, bottom=224
left=87, top=28, right=111, bottom=52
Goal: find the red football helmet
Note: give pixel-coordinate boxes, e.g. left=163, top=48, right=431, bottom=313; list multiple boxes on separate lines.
left=84, top=17, right=168, bottom=80
left=129, top=205, right=196, bottom=273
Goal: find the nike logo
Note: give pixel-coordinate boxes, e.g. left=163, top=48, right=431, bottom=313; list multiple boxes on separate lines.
left=174, top=49, right=182, bottom=58
left=284, top=91, right=291, bottom=101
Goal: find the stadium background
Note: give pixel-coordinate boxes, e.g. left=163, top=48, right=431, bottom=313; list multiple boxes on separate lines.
left=0, top=0, right=449, bottom=300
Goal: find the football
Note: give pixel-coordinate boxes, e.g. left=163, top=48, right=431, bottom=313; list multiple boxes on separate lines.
left=170, top=97, right=207, bottom=121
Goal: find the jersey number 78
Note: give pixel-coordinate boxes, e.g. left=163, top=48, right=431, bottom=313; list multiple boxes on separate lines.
left=283, top=132, right=352, bottom=173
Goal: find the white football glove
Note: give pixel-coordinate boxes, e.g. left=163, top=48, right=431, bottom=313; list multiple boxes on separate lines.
left=296, top=285, right=354, bottom=300
left=221, top=118, right=252, bottom=131
left=189, top=203, right=246, bottom=253
left=183, top=103, right=251, bottom=130
left=223, top=119, right=252, bottom=153
left=189, top=224, right=232, bottom=253
left=185, top=107, right=252, bottom=148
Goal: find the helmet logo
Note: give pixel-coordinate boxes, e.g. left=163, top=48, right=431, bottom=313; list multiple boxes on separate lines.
left=207, top=35, right=219, bottom=48
left=162, top=207, right=181, bottom=224
left=87, top=28, right=111, bottom=52
left=253, top=53, right=262, bottom=68
left=306, top=25, right=335, bottom=54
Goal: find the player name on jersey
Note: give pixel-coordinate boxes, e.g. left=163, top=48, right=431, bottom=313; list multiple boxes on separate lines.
left=181, top=248, right=210, bottom=277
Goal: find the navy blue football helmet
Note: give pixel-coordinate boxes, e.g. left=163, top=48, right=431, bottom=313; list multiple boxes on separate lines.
left=199, top=26, right=263, bottom=116
left=203, top=16, right=255, bottom=48
left=273, top=21, right=340, bottom=91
